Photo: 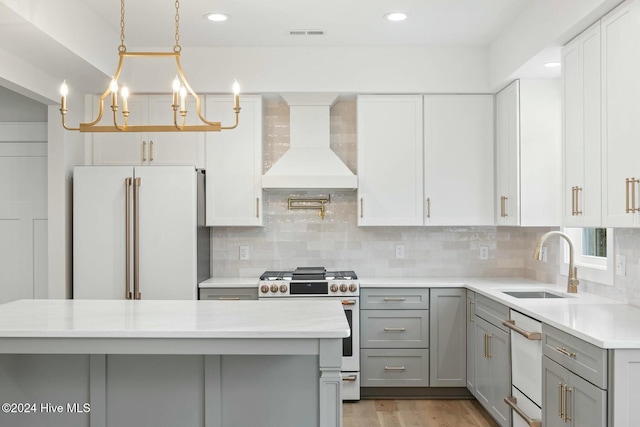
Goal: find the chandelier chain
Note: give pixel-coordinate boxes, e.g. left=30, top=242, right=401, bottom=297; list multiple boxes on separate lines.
left=174, top=0, right=181, bottom=53
left=118, top=0, right=126, bottom=52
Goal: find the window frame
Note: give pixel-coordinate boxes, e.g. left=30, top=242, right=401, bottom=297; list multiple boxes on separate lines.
left=562, top=227, right=614, bottom=286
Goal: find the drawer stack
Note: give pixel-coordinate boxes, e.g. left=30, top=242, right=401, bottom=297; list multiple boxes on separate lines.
left=360, top=288, right=430, bottom=387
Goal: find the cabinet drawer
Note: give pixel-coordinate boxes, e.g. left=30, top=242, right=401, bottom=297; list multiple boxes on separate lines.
left=361, top=349, right=429, bottom=387
left=361, top=310, right=429, bottom=348
left=361, top=288, right=429, bottom=310
left=475, top=294, right=509, bottom=331
left=542, top=323, right=608, bottom=389
left=199, top=288, right=258, bottom=300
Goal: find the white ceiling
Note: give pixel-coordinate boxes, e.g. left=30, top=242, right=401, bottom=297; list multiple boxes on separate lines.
left=83, top=0, right=531, bottom=48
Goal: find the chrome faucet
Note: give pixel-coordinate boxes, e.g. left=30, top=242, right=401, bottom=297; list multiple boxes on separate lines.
left=533, top=231, right=580, bottom=293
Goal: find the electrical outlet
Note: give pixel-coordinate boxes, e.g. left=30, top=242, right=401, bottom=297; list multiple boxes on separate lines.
left=395, top=244, right=405, bottom=259
left=540, top=247, right=548, bottom=263
left=479, top=245, right=489, bottom=260
left=239, top=245, right=250, bottom=261
left=616, top=254, right=626, bottom=276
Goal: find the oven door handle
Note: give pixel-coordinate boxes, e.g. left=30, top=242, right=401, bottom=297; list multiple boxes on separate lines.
left=341, top=300, right=357, bottom=306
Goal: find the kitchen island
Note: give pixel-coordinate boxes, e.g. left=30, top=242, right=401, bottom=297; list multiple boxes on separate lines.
left=0, top=299, right=349, bottom=427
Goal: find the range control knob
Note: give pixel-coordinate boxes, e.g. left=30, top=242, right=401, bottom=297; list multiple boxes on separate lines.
left=270, top=284, right=279, bottom=293
left=330, top=284, right=339, bottom=293
left=349, top=284, right=358, bottom=292
left=339, top=284, right=348, bottom=292
left=279, top=284, right=288, bottom=293
left=260, top=284, right=270, bottom=294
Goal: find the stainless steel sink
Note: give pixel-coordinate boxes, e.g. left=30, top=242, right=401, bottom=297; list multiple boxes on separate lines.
left=502, top=291, right=567, bottom=299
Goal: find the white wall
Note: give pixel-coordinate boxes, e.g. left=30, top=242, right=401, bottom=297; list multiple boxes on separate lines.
left=127, top=46, right=491, bottom=94
left=489, top=0, right=624, bottom=90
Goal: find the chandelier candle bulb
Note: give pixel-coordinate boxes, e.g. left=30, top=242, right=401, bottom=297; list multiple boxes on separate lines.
left=59, top=80, right=68, bottom=111
left=121, top=85, right=129, bottom=113
left=233, top=79, right=240, bottom=109
left=110, top=78, right=118, bottom=108
left=172, top=76, right=180, bottom=106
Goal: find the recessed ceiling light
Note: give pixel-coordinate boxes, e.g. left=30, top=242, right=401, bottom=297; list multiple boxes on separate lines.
left=384, top=12, right=408, bottom=22
left=544, top=62, right=561, bottom=68
left=205, top=13, right=229, bottom=22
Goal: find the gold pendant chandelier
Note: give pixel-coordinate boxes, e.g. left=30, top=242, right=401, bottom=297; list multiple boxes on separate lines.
left=59, top=0, right=240, bottom=133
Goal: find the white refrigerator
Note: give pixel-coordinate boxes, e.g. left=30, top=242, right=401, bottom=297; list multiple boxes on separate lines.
left=73, top=165, right=209, bottom=300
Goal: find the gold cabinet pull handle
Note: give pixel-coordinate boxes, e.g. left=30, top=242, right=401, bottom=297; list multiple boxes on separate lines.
left=558, top=382, right=564, bottom=419
left=504, top=396, right=542, bottom=427
left=502, top=320, right=542, bottom=340
left=575, top=187, right=582, bottom=215
left=556, top=346, right=576, bottom=358
left=125, top=177, right=133, bottom=300
left=383, top=297, right=406, bottom=302
left=384, top=366, right=406, bottom=371
left=133, top=177, right=142, bottom=300
left=468, top=300, right=474, bottom=323
left=149, top=141, right=154, bottom=162
left=626, top=178, right=631, bottom=213
left=342, top=375, right=358, bottom=382
left=632, top=178, right=639, bottom=213
left=142, top=141, right=147, bottom=162
left=484, top=333, right=488, bottom=358
left=571, top=186, right=576, bottom=216
left=426, top=197, right=431, bottom=218
left=564, top=385, right=572, bottom=422
left=383, top=327, right=406, bottom=332
left=503, top=196, right=508, bottom=217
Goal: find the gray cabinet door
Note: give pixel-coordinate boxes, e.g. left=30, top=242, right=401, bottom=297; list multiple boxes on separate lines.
left=489, top=327, right=511, bottom=427
left=429, top=288, right=466, bottom=387
left=466, top=290, right=476, bottom=394
left=543, top=356, right=606, bottom=427
left=475, top=316, right=511, bottom=427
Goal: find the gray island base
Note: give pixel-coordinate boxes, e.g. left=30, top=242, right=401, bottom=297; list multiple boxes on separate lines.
left=0, top=299, right=349, bottom=427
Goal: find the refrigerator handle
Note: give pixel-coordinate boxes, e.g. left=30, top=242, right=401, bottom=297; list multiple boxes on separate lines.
left=134, top=177, right=142, bottom=300
left=125, top=177, right=133, bottom=300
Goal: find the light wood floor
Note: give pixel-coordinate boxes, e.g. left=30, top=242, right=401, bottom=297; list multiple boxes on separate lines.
left=343, top=399, right=499, bottom=427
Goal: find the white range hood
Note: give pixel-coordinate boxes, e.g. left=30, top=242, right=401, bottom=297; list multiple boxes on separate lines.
left=261, top=93, right=357, bottom=190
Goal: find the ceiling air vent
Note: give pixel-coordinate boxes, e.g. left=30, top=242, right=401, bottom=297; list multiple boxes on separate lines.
left=289, top=29, right=325, bottom=36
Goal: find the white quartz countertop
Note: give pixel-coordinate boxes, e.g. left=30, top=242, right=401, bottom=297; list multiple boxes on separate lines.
left=0, top=299, right=349, bottom=339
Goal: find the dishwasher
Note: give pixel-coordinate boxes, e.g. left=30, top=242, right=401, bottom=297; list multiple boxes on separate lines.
left=503, top=310, right=542, bottom=427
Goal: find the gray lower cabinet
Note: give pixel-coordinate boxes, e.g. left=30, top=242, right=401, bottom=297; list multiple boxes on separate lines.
left=360, top=288, right=429, bottom=389
left=199, top=287, right=258, bottom=300
left=474, top=298, right=511, bottom=427
left=466, top=290, right=476, bottom=394
left=429, top=288, right=466, bottom=387
left=542, top=356, right=606, bottom=427
left=542, top=323, right=607, bottom=427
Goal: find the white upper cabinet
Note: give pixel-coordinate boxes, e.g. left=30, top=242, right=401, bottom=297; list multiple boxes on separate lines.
left=357, top=95, right=424, bottom=226
left=601, top=0, right=640, bottom=227
left=495, top=79, right=562, bottom=227
left=562, top=21, right=602, bottom=227
left=205, top=95, right=263, bottom=226
left=424, top=95, right=494, bottom=226
left=91, top=95, right=204, bottom=167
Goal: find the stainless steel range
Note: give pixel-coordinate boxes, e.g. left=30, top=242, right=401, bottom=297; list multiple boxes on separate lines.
left=258, top=267, right=360, bottom=401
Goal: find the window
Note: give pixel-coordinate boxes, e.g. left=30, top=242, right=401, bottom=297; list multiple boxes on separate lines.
left=563, top=227, right=613, bottom=286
